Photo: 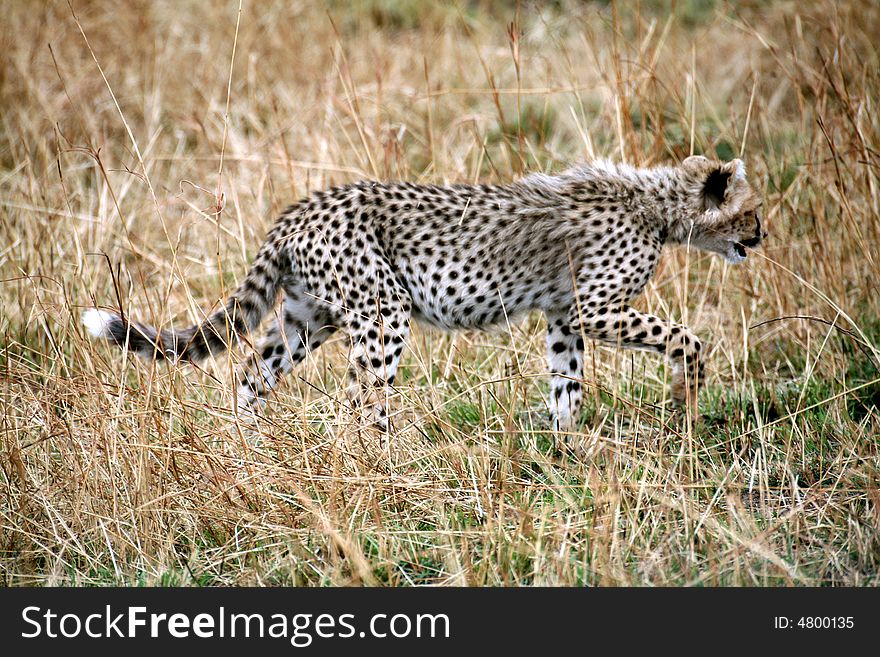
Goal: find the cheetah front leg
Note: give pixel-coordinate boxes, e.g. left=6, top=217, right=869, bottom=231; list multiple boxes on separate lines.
left=572, top=306, right=703, bottom=413
left=545, top=310, right=585, bottom=434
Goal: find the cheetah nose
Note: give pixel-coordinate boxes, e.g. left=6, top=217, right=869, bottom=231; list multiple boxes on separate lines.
left=762, top=230, right=769, bottom=239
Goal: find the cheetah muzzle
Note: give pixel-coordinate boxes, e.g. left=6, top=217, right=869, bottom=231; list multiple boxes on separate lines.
left=83, top=155, right=765, bottom=443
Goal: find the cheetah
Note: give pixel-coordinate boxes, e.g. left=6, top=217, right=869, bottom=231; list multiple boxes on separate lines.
left=82, top=155, right=765, bottom=438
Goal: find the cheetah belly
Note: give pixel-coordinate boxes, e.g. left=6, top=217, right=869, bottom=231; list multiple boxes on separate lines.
left=401, top=264, right=574, bottom=331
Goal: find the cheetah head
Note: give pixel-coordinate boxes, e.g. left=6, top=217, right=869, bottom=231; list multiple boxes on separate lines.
left=679, top=155, right=767, bottom=264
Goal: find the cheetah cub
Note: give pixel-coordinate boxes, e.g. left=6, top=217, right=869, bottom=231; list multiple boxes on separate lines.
left=83, top=155, right=765, bottom=435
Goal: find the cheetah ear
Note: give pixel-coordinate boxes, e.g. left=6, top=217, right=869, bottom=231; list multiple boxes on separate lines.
left=701, top=168, right=732, bottom=210
left=700, top=159, right=746, bottom=210
left=683, top=156, right=746, bottom=211
left=682, top=155, right=711, bottom=168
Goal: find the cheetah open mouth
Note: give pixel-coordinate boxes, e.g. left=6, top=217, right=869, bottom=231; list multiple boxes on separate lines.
left=731, top=235, right=762, bottom=261
left=724, top=241, right=748, bottom=264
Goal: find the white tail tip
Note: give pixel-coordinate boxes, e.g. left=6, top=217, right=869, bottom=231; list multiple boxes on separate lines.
left=81, top=309, right=115, bottom=338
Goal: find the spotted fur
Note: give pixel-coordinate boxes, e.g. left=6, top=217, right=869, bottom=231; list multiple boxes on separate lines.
left=83, top=155, right=765, bottom=437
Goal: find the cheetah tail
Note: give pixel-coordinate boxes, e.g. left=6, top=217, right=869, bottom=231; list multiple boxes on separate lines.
left=82, top=245, right=281, bottom=363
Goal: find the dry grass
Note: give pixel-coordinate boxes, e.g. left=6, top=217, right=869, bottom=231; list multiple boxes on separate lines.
left=1, top=0, right=879, bottom=586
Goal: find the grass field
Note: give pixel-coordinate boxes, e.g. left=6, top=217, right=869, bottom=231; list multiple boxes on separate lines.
left=1, top=0, right=878, bottom=586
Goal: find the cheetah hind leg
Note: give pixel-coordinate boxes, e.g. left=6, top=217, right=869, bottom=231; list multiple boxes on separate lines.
left=235, top=292, right=336, bottom=419
left=344, top=298, right=411, bottom=442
